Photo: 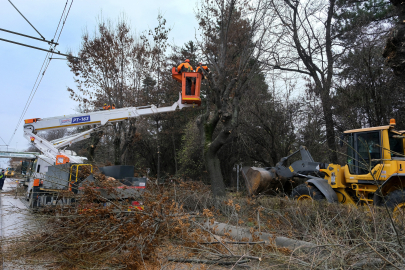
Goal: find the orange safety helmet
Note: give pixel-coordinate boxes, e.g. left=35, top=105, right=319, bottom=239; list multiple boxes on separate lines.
left=185, top=59, right=190, bottom=63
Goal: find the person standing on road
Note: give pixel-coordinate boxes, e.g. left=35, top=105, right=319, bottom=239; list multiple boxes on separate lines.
left=0, top=169, right=5, bottom=191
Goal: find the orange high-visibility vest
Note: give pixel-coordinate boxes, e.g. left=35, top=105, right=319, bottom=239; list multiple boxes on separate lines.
left=177, top=62, right=193, bottom=72
left=196, top=65, right=208, bottom=73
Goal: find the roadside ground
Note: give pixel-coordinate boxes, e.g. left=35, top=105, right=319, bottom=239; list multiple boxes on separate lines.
left=1, top=178, right=43, bottom=269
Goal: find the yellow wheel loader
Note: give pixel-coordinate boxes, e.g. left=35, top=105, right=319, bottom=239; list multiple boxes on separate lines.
left=5, top=167, right=15, bottom=178
left=243, top=119, right=405, bottom=215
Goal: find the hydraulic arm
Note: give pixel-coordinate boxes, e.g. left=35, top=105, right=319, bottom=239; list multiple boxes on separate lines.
left=23, top=93, right=193, bottom=164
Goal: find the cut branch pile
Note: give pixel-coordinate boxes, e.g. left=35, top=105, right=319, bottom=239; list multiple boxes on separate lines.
left=1, top=180, right=405, bottom=269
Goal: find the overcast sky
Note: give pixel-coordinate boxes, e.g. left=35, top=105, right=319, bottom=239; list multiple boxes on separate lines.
left=0, top=0, right=199, bottom=168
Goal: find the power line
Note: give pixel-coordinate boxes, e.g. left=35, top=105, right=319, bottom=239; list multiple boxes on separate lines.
left=53, top=0, right=69, bottom=40
left=7, top=0, right=45, bottom=40
left=9, top=0, right=73, bottom=144
left=14, top=0, right=70, bottom=128
left=0, top=28, right=58, bottom=45
left=55, top=0, right=73, bottom=43
left=7, top=0, right=74, bottom=146
left=0, top=0, right=79, bottom=59
left=0, top=136, right=7, bottom=146
left=8, top=54, right=50, bottom=146
left=9, top=0, right=74, bottom=142
left=0, top=38, right=77, bottom=58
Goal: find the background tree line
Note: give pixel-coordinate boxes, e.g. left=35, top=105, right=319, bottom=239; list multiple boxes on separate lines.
left=24, top=0, right=405, bottom=196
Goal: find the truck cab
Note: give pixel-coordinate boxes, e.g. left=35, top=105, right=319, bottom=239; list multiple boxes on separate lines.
left=24, top=151, right=87, bottom=203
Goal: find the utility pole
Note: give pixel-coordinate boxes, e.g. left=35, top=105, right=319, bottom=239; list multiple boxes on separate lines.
left=237, top=164, right=240, bottom=192
left=233, top=163, right=242, bottom=192
left=157, top=145, right=160, bottom=184
left=156, top=119, right=160, bottom=185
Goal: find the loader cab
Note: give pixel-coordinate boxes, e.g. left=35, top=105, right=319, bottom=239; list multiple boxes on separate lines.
left=344, top=121, right=405, bottom=175
left=345, top=131, right=382, bottom=175
left=171, top=67, right=202, bottom=106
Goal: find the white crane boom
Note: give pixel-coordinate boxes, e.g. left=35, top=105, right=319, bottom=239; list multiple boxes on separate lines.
left=24, top=94, right=190, bottom=132
left=23, top=94, right=193, bottom=164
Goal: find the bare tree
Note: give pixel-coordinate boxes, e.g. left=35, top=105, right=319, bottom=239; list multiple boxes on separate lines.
left=68, top=18, right=148, bottom=165
left=264, top=0, right=339, bottom=163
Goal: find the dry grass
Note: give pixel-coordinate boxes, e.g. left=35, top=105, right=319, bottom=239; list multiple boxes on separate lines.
left=1, top=180, right=405, bottom=269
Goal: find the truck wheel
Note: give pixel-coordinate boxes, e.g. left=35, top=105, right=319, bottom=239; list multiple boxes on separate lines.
left=291, top=183, right=325, bottom=201
left=386, top=189, right=405, bottom=221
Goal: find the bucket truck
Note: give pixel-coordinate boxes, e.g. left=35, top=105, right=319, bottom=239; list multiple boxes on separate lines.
left=22, top=93, right=195, bottom=208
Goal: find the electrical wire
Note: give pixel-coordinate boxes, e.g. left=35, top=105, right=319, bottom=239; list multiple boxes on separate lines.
left=8, top=54, right=50, bottom=145
left=0, top=28, right=58, bottom=45
left=0, top=136, right=7, bottom=146
left=0, top=38, right=75, bottom=58
left=12, top=0, right=70, bottom=129
left=53, top=1, right=69, bottom=41
left=55, top=0, right=73, bottom=43
left=8, top=0, right=70, bottom=143
left=7, top=0, right=73, bottom=146
left=7, top=0, right=45, bottom=40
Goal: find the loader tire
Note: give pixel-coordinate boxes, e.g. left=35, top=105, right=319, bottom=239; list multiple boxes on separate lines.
left=386, top=189, right=405, bottom=222
left=291, top=183, right=325, bottom=201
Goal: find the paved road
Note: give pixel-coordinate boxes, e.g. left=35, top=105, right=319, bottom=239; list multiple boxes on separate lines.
left=1, top=178, right=43, bottom=269
left=1, top=179, right=31, bottom=237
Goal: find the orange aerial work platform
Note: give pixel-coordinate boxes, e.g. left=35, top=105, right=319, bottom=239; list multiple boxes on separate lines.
left=172, top=67, right=202, bottom=106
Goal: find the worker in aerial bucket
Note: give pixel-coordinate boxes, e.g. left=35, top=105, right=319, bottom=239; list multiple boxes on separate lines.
left=196, top=62, right=209, bottom=79
left=177, top=59, right=193, bottom=95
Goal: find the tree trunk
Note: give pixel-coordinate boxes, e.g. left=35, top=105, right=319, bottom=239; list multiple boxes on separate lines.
left=112, top=122, right=124, bottom=165
left=198, top=113, right=227, bottom=197
left=172, top=133, right=178, bottom=175
left=87, top=130, right=103, bottom=163
left=120, top=120, right=137, bottom=164
left=321, top=96, right=338, bottom=163
left=114, top=136, right=121, bottom=165
left=204, top=149, right=226, bottom=197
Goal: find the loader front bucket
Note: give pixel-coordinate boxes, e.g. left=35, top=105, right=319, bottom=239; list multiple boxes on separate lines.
left=241, top=166, right=287, bottom=196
